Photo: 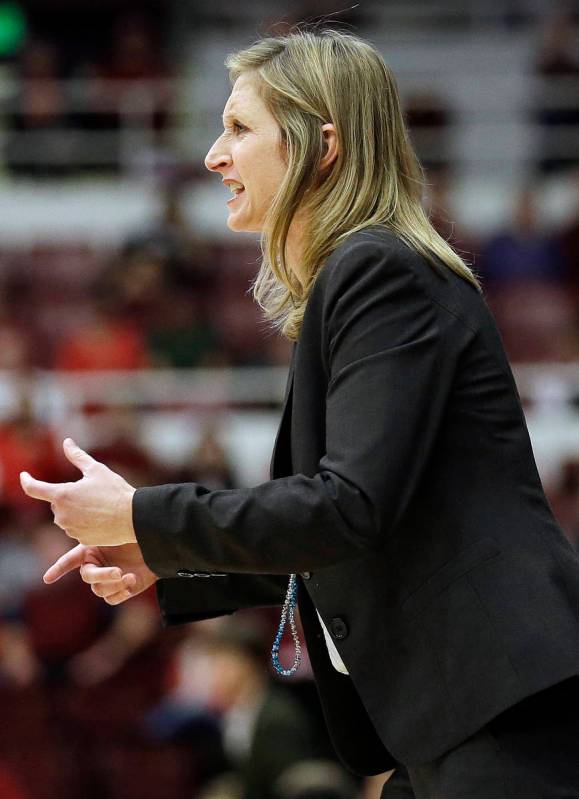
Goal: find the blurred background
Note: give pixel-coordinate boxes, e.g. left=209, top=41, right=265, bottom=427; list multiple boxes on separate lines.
left=0, top=1, right=577, bottom=797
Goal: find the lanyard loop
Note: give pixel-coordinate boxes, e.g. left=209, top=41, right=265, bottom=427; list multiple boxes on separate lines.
left=271, top=573, right=302, bottom=676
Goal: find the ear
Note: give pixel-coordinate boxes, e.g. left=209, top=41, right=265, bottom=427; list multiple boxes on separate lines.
left=319, top=123, right=338, bottom=172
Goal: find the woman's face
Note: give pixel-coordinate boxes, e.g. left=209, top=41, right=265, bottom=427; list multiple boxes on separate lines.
left=205, top=73, right=287, bottom=233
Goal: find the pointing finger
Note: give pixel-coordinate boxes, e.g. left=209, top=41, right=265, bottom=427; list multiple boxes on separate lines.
left=43, top=544, right=85, bottom=584
left=63, top=438, right=97, bottom=476
left=20, top=472, right=61, bottom=502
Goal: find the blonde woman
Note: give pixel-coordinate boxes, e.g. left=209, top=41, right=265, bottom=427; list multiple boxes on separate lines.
left=22, top=29, right=579, bottom=798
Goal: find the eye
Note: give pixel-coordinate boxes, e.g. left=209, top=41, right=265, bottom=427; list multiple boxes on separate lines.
left=221, top=120, right=248, bottom=138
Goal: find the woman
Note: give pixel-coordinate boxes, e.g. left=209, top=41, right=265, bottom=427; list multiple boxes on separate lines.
left=21, top=29, right=579, bottom=798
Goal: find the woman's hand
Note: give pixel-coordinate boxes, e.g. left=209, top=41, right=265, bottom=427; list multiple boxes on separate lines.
left=20, top=437, right=137, bottom=547
left=44, top=542, right=158, bottom=605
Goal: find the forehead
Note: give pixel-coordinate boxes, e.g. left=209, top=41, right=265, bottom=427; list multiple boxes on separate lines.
left=222, top=74, right=269, bottom=121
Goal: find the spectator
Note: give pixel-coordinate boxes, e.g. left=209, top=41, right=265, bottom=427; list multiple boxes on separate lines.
left=484, top=280, right=579, bottom=363
left=558, top=167, right=579, bottom=303
left=533, top=7, right=579, bottom=174
left=123, top=185, right=215, bottom=297
left=89, top=407, right=162, bottom=488
left=5, top=39, right=73, bottom=178
left=146, top=292, right=224, bottom=369
left=0, top=523, right=179, bottom=799
left=479, top=185, right=566, bottom=289
left=0, top=286, right=34, bottom=372
left=147, top=617, right=319, bottom=799
left=0, top=390, right=72, bottom=526
left=167, top=426, right=237, bottom=489
left=404, top=89, right=452, bottom=175
left=54, top=287, right=149, bottom=372
left=85, top=12, right=171, bottom=172
left=116, top=184, right=222, bottom=361
left=104, top=245, right=170, bottom=332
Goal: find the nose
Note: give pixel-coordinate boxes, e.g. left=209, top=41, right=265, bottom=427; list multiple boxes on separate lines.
left=205, top=136, right=232, bottom=173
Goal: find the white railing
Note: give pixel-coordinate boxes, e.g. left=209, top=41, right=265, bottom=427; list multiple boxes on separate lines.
left=0, top=367, right=289, bottom=419
left=0, top=367, right=289, bottom=485
left=0, top=363, right=577, bottom=421
left=0, top=364, right=578, bottom=485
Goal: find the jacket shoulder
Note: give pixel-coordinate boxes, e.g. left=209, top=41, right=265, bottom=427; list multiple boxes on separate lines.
left=323, top=226, right=417, bottom=275
left=311, top=226, right=442, bottom=314
left=317, top=226, right=443, bottom=294
left=315, top=226, right=482, bottom=335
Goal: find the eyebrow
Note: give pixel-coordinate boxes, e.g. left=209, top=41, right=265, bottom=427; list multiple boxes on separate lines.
left=222, top=110, right=248, bottom=125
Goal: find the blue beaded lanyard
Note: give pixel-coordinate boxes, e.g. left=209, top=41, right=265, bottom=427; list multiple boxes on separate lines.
left=271, top=573, right=302, bottom=676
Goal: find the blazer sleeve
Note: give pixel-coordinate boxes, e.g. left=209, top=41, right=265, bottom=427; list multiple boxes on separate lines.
left=133, top=237, right=471, bottom=578
left=153, top=573, right=288, bottom=627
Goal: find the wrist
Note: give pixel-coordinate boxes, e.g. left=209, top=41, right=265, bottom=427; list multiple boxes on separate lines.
left=123, top=485, right=137, bottom=544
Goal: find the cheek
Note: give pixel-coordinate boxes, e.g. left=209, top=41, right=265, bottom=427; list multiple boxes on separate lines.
left=240, top=142, right=285, bottom=196
left=253, top=166, right=286, bottom=214
left=256, top=174, right=280, bottom=203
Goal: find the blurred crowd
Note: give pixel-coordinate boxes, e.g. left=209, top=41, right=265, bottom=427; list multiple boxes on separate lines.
left=4, top=10, right=172, bottom=176
left=0, top=418, right=355, bottom=799
left=0, top=163, right=577, bottom=797
left=0, top=184, right=293, bottom=373
left=0, top=3, right=577, bottom=799
left=0, top=169, right=577, bottom=375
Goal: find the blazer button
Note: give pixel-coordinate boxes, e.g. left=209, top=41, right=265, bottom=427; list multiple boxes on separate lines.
left=301, top=571, right=311, bottom=580
left=177, top=571, right=227, bottom=578
left=329, top=617, right=349, bottom=640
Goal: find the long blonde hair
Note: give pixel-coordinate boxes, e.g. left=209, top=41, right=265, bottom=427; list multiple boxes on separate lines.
left=226, top=28, right=480, bottom=341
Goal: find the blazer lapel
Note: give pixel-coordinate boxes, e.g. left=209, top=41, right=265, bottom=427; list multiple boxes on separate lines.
left=269, top=344, right=296, bottom=479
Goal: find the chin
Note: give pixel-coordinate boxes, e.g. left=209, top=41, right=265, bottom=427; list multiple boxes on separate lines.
left=227, top=215, right=261, bottom=234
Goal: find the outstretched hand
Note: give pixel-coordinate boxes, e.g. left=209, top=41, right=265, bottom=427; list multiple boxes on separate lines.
left=20, top=438, right=137, bottom=547
left=44, top=542, right=158, bottom=605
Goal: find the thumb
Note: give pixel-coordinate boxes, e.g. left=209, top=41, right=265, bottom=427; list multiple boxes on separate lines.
left=63, top=437, right=97, bottom=475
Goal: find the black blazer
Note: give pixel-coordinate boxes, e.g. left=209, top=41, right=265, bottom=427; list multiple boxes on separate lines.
left=133, top=227, right=579, bottom=772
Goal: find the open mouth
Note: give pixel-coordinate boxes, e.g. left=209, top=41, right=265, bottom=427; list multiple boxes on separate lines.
left=226, top=181, right=245, bottom=205
left=227, top=187, right=245, bottom=204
